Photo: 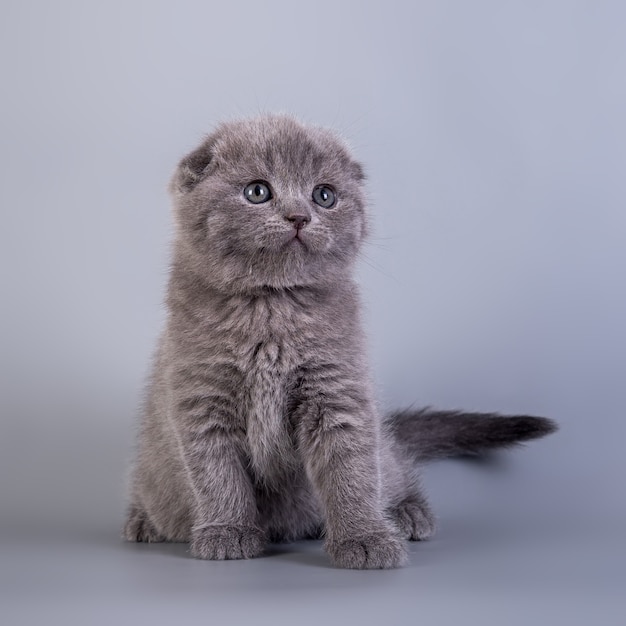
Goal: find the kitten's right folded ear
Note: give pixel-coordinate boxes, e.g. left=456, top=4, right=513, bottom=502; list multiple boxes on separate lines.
left=169, top=134, right=219, bottom=194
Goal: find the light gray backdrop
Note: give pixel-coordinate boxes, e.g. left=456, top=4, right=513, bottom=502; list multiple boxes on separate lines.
left=1, top=1, right=624, bottom=625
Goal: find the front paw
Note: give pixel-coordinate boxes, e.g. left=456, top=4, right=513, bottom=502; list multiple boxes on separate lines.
left=190, top=524, right=265, bottom=560
left=325, top=530, right=408, bottom=569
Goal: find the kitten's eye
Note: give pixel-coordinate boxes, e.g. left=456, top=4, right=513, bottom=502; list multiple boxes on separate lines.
left=244, top=181, right=272, bottom=204
left=312, top=185, right=336, bottom=208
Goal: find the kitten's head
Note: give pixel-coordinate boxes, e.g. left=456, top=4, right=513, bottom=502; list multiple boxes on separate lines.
left=169, top=115, right=368, bottom=293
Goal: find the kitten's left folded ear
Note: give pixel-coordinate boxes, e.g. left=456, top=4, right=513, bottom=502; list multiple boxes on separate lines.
left=351, top=160, right=366, bottom=182
left=170, top=134, right=219, bottom=194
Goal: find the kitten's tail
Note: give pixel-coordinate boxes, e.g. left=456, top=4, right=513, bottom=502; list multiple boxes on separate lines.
left=386, top=408, right=557, bottom=462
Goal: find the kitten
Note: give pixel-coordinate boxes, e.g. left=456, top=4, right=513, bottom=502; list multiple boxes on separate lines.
left=124, top=114, right=556, bottom=569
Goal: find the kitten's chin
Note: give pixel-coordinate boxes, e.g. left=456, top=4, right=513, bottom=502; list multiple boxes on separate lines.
left=234, top=256, right=347, bottom=293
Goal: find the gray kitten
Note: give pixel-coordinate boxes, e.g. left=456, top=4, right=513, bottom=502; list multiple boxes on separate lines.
left=124, top=114, right=556, bottom=569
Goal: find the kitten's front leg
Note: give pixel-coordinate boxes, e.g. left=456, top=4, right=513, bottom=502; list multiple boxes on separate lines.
left=170, top=370, right=264, bottom=560
left=296, top=384, right=407, bottom=569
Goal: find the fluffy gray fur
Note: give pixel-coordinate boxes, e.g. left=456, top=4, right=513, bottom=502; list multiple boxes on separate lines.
left=124, top=114, right=557, bottom=569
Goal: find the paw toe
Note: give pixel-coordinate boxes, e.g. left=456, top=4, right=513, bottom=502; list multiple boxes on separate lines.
left=191, top=525, right=265, bottom=560
left=326, top=531, right=408, bottom=569
left=393, top=502, right=436, bottom=541
left=123, top=508, right=165, bottom=543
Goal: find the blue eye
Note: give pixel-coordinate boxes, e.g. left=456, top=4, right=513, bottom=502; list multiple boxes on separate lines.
left=312, top=185, right=336, bottom=208
left=244, top=181, right=272, bottom=204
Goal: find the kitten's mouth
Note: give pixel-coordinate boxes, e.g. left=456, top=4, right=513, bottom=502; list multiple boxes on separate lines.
left=286, top=231, right=307, bottom=249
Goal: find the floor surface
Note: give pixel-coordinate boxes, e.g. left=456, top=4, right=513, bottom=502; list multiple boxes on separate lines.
left=2, top=456, right=624, bottom=626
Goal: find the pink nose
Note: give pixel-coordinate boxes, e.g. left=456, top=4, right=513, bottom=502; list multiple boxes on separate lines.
left=286, top=214, right=310, bottom=229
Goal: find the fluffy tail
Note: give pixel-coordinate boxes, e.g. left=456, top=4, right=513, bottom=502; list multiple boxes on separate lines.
left=387, top=408, right=557, bottom=462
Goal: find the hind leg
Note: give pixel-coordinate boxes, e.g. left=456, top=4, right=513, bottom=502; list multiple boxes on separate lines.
left=123, top=505, right=166, bottom=543
left=389, top=491, right=436, bottom=541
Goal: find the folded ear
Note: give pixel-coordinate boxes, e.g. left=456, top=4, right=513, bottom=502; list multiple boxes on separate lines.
left=351, top=160, right=366, bottom=182
left=170, top=134, right=219, bottom=193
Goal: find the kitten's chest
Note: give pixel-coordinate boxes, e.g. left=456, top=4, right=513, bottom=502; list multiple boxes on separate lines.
left=219, top=292, right=322, bottom=481
left=242, top=336, right=300, bottom=481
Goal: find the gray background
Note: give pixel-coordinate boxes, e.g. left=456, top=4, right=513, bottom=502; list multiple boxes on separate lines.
left=1, top=1, right=624, bottom=624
